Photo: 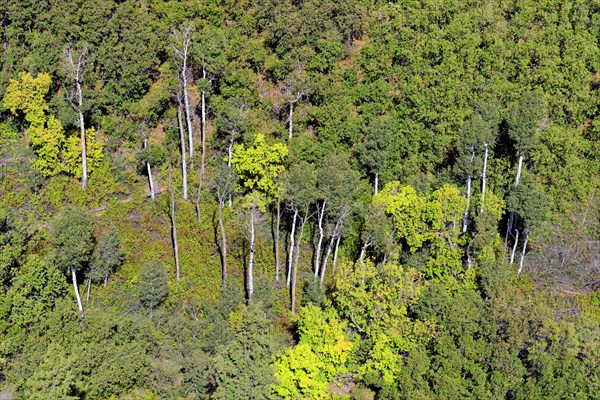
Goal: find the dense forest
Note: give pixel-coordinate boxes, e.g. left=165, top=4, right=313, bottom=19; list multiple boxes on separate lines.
left=1, top=0, right=599, bottom=398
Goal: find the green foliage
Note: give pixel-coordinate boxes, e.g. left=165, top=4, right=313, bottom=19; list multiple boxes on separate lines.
left=232, top=133, right=288, bottom=199
left=211, top=302, right=279, bottom=399
left=1, top=0, right=600, bottom=398
left=508, top=172, right=548, bottom=230
left=138, top=261, right=168, bottom=310
left=273, top=304, right=353, bottom=399
left=0, top=255, right=67, bottom=333
left=507, top=91, right=547, bottom=155
left=374, top=182, right=468, bottom=282
left=90, top=228, right=125, bottom=284
left=3, top=72, right=66, bottom=177
left=51, top=205, right=94, bottom=274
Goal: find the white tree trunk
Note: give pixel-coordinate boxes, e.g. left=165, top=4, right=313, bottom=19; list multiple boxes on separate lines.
left=287, top=209, right=298, bottom=287
left=288, top=101, right=293, bottom=140
left=171, top=23, right=194, bottom=158
left=144, top=135, right=155, bottom=200
left=333, top=235, right=341, bottom=272
left=147, top=161, right=155, bottom=200
left=314, top=201, right=326, bottom=279
left=71, top=267, right=84, bottom=318
left=320, top=236, right=334, bottom=288
left=518, top=231, right=529, bottom=275
left=374, top=171, right=378, bottom=195
left=515, top=153, right=523, bottom=186
left=510, top=229, right=519, bottom=265
left=480, top=143, right=489, bottom=213
left=182, top=55, right=193, bottom=159
left=291, top=213, right=307, bottom=313
left=177, top=97, right=188, bottom=200
left=78, top=94, right=87, bottom=190
left=275, top=198, right=281, bottom=282
left=248, top=208, right=255, bottom=299
left=463, top=174, right=471, bottom=233
left=64, top=45, right=88, bottom=190
left=86, top=278, right=91, bottom=304
left=359, top=242, right=370, bottom=263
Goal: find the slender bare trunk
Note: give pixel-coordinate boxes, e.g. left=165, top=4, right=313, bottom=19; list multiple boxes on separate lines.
left=172, top=23, right=194, bottom=159
left=144, top=135, right=155, bottom=200
left=359, top=242, right=370, bottom=263
left=287, top=208, right=298, bottom=287
left=518, top=230, right=529, bottom=275
left=248, top=208, right=255, bottom=299
left=78, top=96, right=87, bottom=190
left=71, top=267, right=84, bottom=318
left=169, top=170, right=181, bottom=281
left=86, top=278, right=91, bottom=304
left=515, top=153, right=523, bottom=186
left=177, top=95, right=188, bottom=200
left=218, top=198, right=227, bottom=287
left=147, top=161, right=155, bottom=199
left=480, top=143, right=488, bottom=213
left=320, top=236, right=333, bottom=288
left=275, top=198, right=281, bottom=282
left=227, top=137, right=233, bottom=168
left=374, top=171, right=378, bottom=195
left=64, top=45, right=89, bottom=190
left=291, top=212, right=307, bottom=313
left=104, top=271, right=108, bottom=287
left=463, top=174, right=472, bottom=234
left=182, top=60, right=193, bottom=159
left=196, top=65, right=207, bottom=222
left=314, top=201, right=326, bottom=279
left=332, top=235, right=341, bottom=273
left=506, top=152, right=523, bottom=248
left=510, top=229, right=519, bottom=265
left=288, top=101, right=293, bottom=140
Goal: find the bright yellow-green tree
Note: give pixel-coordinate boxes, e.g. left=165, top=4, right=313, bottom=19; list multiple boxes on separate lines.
left=3, top=72, right=104, bottom=181
left=3, top=72, right=65, bottom=177
left=272, top=304, right=353, bottom=399
left=231, top=133, right=287, bottom=298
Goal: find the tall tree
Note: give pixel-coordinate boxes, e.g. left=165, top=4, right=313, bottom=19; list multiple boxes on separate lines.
left=507, top=172, right=548, bottom=273
left=51, top=206, right=94, bottom=318
left=456, top=114, right=487, bottom=233
left=507, top=91, right=547, bottom=188
left=3, top=72, right=66, bottom=177
left=63, top=43, right=90, bottom=190
left=90, top=228, right=124, bottom=288
left=284, top=161, right=317, bottom=311
left=175, top=87, right=189, bottom=201
left=171, top=22, right=195, bottom=159
left=506, top=91, right=547, bottom=242
left=475, top=99, right=501, bottom=214
left=232, top=134, right=288, bottom=299
left=211, top=163, right=236, bottom=288
left=194, top=26, right=227, bottom=215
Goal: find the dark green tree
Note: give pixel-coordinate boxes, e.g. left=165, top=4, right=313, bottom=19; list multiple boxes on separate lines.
left=90, top=228, right=124, bottom=287
left=210, top=302, right=279, bottom=400
left=51, top=205, right=94, bottom=318
left=507, top=172, right=548, bottom=273
left=139, top=261, right=168, bottom=310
